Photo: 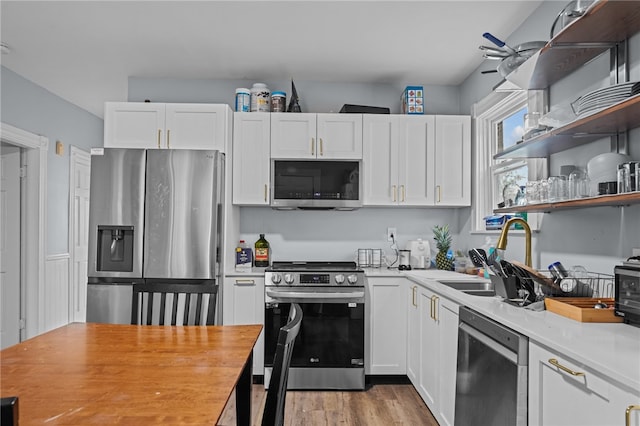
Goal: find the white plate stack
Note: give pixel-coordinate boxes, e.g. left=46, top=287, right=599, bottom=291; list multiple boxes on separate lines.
left=571, top=81, right=640, bottom=117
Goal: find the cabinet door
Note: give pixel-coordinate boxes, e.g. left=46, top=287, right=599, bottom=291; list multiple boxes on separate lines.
left=398, top=115, right=436, bottom=206
left=418, top=287, right=438, bottom=407
left=316, top=114, right=363, bottom=159
left=104, top=102, right=165, bottom=149
left=367, top=277, right=407, bottom=375
left=437, top=298, right=459, bottom=426
left=270, top=113, right=317, bottom=158
left=529, top=341, right=640, bottom=426
left=406, top=284, right=421, bottom=386
left=363, top=115, right=399, bottom=205
left=164, top=104, right=228, bottom=151
left=232, top=113, right=271, bottom=205
left=225, top=276, right=265, bottom=374
left=434, top=115, right=471, bottom=206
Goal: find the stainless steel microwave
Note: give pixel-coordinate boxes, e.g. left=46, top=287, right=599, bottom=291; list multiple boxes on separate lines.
left=615, top=264, right=640, bottom=326
left=270, top=159, right=362, bottom=210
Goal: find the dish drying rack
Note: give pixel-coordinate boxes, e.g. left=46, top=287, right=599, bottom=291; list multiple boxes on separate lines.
left=491, top=266, right=614, bottom=307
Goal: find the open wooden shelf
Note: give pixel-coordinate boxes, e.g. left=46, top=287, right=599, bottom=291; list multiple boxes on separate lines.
left=493, top=192, right=640, bottom=213
left=494, top=1, right=640, bottom=160
left=528, top=0, right=640, bottom=90
left=494, top=94, right=640, bottom=159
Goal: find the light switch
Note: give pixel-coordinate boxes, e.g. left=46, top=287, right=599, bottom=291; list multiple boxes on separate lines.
left=55, top=141, right=64, bottom=156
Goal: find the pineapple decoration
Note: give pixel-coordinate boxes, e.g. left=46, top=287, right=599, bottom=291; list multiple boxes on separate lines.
left=433, top=224, right=454, bottom=270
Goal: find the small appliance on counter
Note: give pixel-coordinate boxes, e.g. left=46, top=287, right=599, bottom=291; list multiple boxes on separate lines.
left=406, top=239, right=430, bottom=269
left=615, top=257, right=640, bottom=326
left=398, top=250, right=412, bottom=270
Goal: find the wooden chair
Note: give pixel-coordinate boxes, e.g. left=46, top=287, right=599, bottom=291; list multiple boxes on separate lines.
left=131, top=282, right=218, bottom=325
left=262, top=303, right=303, bottom=426
left=1, top=396, right=19, bottom=426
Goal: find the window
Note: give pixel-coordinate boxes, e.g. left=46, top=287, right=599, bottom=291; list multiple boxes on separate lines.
left=472, top=90, right=547, bottom=232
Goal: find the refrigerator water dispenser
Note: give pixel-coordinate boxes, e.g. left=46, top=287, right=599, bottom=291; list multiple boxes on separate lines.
left=97, top=225, right=134, bottom=272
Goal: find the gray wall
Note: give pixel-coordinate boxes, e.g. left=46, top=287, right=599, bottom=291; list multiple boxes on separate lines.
left=459, top=1, right=640, bottom=273
left=1, top=66, right=104, bottom=254
left=128, top=77, right=462, bottom=115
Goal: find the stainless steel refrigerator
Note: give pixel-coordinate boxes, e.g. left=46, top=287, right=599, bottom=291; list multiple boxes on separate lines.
left=86, top=149, right=224, bottom=324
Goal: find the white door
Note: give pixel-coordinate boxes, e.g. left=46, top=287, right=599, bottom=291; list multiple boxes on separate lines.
left=69, top=147, right=91, bottom=323
left=316, top=114, right=363, bottom=159
left=362, top=115, right=398, bottom=205
left=398, top=115, right=436, bottom=206
left=270, top=113, right=317, bottom=158
left=165, top=104, right=227, bottom=151
left=104, top=102, right=166, bottom=149
left=232, top=112, right=271, bottom=205
left=1, top=144, right=21, bottom=349
left=434, top=115, right=471, bottom=206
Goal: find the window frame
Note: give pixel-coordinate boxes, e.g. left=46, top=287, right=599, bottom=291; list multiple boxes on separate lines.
left=471, top=90, right=547, bottom=233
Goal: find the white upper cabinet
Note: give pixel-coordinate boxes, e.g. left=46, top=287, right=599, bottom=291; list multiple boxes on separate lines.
left=434, top=115, right=471, bottom=206
left=363, top=114, right=470, bottom=207
left=104, top=102, right=230, bottom=151
left=232, top=112, right=271, bottom=205
left=270, top=113, right=362, bottom=159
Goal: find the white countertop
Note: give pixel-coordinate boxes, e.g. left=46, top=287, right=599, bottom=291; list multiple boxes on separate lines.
left=401, top=269, right=640, bottom=392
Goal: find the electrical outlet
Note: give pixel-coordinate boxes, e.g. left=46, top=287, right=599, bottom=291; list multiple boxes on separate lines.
left=387, top=227, right=397, bottom=242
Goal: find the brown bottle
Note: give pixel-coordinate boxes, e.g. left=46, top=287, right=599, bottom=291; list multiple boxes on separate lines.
left=254, top=234, right=270, bottom=267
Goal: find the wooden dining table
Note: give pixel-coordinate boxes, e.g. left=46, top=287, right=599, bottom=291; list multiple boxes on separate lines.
left=0, top=322, right=262, bottom=425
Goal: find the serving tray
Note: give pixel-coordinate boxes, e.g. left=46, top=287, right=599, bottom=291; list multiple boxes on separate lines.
left=544, top=297, right=623, bottom=323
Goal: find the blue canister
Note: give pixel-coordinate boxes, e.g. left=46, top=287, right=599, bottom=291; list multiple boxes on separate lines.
left=235, top=88, right=251, bottom=112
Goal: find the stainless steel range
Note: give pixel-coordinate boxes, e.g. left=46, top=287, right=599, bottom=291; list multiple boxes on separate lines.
left=264, top=261, right=365, bottom=390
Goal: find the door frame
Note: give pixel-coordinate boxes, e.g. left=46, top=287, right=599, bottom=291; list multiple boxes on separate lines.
left=68, top=145, right=90, bottom=322
left=1, top=123, right=48, bottom=339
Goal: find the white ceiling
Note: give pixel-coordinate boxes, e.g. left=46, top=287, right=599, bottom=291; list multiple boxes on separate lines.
left=1, top=1, right=542, bottom=118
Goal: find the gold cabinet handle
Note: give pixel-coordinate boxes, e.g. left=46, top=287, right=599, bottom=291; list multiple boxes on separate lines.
left=166, top=129, right=170, bottom=148
left=429, top=295, right=435, bottom=320
left=548, top=358, right=585, bottom=376
left=392, top=185, right=397, bottom=202
left=412, top=286, right=417, bottom=307
left=264, top=184, right=268, bottom=203
left=401, top=185, right=405, bottom=202
left=437, top=185, right=441, bottom=203
left=157, top=129, right=162, bottom=149
left=311, top=138, right=315, bottom=156
left=431, top=295, right=439, bottom=321
left=319, top=138, right=324, bottom=156
left=626, top=405, right=640, bottom=426
left=235, top=279, right=255, bottom=285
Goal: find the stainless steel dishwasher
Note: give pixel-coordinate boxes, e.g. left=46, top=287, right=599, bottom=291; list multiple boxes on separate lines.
left=454, top=306, right=528, bottom=426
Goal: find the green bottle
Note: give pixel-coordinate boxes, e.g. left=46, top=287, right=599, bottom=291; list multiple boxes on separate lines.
left=254, top=234, right=270, bottom=267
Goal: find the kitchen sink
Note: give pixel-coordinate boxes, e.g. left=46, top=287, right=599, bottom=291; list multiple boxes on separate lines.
left=438, top=280, right=496, bottom=297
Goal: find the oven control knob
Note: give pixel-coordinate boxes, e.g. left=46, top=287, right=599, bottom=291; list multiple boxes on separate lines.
left=284, top=273, right=295, bottom=284
left=270, top=274, right=282, bottom=285
left=347, top=274, right=358, bottom=285
left=335, top=274, right=345, bottom=284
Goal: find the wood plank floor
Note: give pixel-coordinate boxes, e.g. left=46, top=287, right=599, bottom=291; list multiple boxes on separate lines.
left=217, top=384, right=439, bottom=425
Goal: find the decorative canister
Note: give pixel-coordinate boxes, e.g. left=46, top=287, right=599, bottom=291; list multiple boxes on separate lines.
left=235, top=88, right=251, bottom=112
left=271, top=91, right=286, bottom=112
left=250, top=83, right=270, bottom=112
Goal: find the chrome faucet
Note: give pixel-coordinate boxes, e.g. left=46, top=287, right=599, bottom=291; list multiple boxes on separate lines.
left=496, top=217, right=532, bottom=267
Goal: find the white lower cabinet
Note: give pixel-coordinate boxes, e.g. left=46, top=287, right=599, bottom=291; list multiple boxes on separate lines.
left=366, top=277, right=407, bottom=375
left=407, top=281, right=459, bottom=426
left=223, top=276, right=265, bottom=375
left=529, top=341, right=640, bottom=426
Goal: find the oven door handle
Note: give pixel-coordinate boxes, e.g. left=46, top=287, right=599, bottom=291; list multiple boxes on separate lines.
left=266, top=289, right=365, bottom=301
